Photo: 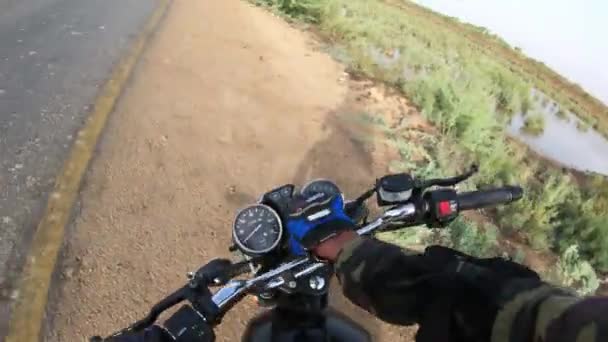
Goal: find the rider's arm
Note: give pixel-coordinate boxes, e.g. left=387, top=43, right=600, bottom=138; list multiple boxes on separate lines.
left=317, top=233, right=608, bottom=342
left=492, top=290, right=608, bottom=342
left=324, top=234, right=434, bottom=326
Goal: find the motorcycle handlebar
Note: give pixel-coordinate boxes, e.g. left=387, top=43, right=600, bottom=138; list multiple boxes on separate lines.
left=457, top=186, right=523, bottom=211
left=212, top=186, right=524, bottom=310
left=102, top=184, right=523, bottom=338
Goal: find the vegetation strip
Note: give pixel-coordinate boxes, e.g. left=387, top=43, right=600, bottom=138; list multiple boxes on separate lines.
left=384, top=0, right=608, bottom=138
left=254, top=0, right=606, bottom=294
left=5, top=0, right=171, bottom=340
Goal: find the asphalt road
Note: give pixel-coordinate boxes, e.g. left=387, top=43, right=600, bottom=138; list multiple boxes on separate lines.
left=0, top=0, right=158, bottom=334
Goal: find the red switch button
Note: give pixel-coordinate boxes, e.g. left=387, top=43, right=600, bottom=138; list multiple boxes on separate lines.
left=438, top=201, right=452, bottom=216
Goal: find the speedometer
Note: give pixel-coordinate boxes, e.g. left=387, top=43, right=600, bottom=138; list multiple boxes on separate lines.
left=233, top=204, right=283, bottom=255
left=300, top=179, right=342, bottom=199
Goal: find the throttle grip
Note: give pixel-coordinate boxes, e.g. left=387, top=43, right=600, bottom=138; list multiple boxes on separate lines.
left=457, top=186, right=523, bottom=211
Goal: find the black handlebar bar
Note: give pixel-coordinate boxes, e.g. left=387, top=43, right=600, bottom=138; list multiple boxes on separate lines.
left=457, top=186, right=523, bottom=211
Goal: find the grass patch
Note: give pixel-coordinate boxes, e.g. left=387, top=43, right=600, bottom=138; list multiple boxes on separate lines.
left=380, top=217, right=500, bottom=258
left=546, top=245, right=600, bottom=295
left=555, top=108, right=569, bottom=121
left=381, top=0, right=608, bottom=139
left=357, top=112, right=387, bottom=126
left=521, top=113, right=545, bottom=136
left=576, top=120, right=590, bottom=132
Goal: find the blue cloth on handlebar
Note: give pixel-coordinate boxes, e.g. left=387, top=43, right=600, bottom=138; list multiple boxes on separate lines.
left=286, top=194, right=353, bottom=256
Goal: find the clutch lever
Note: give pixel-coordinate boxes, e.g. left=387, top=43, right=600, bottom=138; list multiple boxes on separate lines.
left=96, top=285, right=188, bottom=339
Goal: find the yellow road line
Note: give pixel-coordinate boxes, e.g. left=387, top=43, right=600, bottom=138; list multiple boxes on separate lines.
left=5, top=0, right=171, bottom=340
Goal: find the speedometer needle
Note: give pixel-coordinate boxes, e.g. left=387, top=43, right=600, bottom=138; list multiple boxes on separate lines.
left=243, top=224, right=263, bottom=243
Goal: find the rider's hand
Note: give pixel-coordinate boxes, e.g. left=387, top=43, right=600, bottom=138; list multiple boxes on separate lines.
left=313, top=230, right=358, bottom=261
left=284, top=193, right=355, bottom=256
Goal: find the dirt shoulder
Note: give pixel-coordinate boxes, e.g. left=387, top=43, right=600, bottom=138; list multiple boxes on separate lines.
left=47, top=0, right=420, bottom=340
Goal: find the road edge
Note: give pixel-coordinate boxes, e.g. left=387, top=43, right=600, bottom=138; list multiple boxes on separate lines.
left=5, top=0, right=171, bottom=340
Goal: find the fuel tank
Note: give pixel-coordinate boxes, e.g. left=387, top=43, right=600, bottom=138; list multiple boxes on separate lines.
left=242, top=306, right=371, bottom=342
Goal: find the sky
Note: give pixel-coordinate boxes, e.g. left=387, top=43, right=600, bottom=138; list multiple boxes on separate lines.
left=413, top=0, right=608, bottom=104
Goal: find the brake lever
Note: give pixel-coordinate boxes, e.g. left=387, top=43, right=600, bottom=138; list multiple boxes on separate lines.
left=417, top=164, right=478, bottom=189
left=350, top=186, right=376, bottom=206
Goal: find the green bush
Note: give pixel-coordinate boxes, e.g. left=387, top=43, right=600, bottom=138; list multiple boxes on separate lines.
left=521, top=113, right=545, bottom=136
left=550, top=245, right=600, bottom=295
left=378, top=227, right=431, bottom=251
left=490, top=68, right=531, bottom=116
left=380, top=217, right=499, bottom=259
left=520, top=95, right=532, bottom=114
left=255, top=0, right=323, bottom=22
left=555, top=185, right=608, bottom=272
left=498, top=171, right=575, bottom=248
left=541, top=97, right=550, bottom=108
left=555, top=108, right=569, bottom=121
left=576, top=120, right=590, bottom=132
left=424, top=217, right=499, bottom=258
left=512, top=247, right=526, bottom=264
left=449, top=219, right=499, bottom=257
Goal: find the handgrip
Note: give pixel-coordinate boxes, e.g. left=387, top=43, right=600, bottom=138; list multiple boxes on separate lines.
left=457, top=186, right=523, bottom=211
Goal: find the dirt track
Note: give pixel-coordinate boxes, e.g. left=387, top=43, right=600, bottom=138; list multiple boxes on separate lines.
left=47, top=0, right=419, bottom=340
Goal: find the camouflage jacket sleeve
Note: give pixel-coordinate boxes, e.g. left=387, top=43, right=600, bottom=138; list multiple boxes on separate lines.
left=334, top=236, right=434, bottom=325
left=335, top=236, right=608, bottom=342
left=492, top=286, right=608, bottom=342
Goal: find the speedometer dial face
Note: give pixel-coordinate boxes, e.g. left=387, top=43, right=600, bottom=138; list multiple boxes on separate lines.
left=233, top=204, right=283, bottom=255
left=300, top=179, right=342, bottom=199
